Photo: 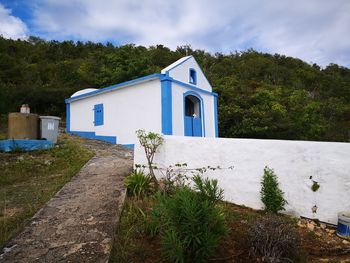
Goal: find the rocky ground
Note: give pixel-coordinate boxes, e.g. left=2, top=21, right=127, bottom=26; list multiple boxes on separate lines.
left=297, top=218, right=350, bottom=262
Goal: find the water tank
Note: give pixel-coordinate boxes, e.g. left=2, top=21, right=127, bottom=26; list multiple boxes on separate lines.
left=8, top=113, right=39, bottom=140
left=39, top=116, right=61, bottom=143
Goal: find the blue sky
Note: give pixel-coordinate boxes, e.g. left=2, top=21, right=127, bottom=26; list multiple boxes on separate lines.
left=0, top=0, right=349, bottom=67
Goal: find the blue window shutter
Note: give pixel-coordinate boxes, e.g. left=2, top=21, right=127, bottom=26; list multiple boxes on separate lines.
left=94, top=104, right=104, bottom=126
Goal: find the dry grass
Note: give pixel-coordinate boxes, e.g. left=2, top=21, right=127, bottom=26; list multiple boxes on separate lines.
left=0, top=134, right=94, bottom=247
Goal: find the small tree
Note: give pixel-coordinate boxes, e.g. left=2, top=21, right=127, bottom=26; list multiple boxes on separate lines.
left=136, top=129, right=164, bottom=186
left=260, top=166, right=287, bottom=213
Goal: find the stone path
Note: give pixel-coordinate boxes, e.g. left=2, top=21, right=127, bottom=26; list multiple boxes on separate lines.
left=0, top=137, right=133, bottom=263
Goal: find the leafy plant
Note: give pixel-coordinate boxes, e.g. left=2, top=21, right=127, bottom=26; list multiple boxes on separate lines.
left=157, top=163, right=190, bottom=195
left=260, top=166, right=287, bottom=213
left=311, top=181, right=320, bottom=192
left=154, top=177, right=228, bottom=263
left=136, top=129, right=164, bottom=186
left=125, top=170, right=153, bottom=198
left=156, top=163, right=233, bottom=196
left=248, top=214, right=301, bottom=262
left=192, top=174, right=224, bottom=204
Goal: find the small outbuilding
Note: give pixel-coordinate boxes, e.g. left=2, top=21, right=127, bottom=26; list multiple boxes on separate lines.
left=65, top=56, right=218, bottom=147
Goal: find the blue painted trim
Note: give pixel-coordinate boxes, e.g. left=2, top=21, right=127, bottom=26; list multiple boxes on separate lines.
left=189, top=68, right=197, bottom=85
left=70, top=131, right=117, bottom=144
left=165, top=56, right=193, bottom=73
left=172, top=79, right=218, bottom=97
left=214, top=96, right=219, bottom=137
left=183, top=91, right=205, bottom=137
left=65, top=73, right=163, bottom=103
left=0, top=140, right=53, bottom=152
left=66, top=102, right=70, bottom=133
left=161, top=77, right=173, bottom=135
left=122, top=144, right=135, bottom=149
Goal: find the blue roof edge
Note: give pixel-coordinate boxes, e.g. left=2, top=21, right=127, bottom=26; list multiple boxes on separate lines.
left=65, top=73, right=164, bottom=103
left=65, top=71, right=218, bottom=104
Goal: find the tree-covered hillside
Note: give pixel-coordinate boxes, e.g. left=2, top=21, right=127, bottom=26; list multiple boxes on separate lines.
left=0, top=36, right=349, bottom=141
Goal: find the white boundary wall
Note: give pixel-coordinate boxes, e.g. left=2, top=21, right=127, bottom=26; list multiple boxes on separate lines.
left=134, top=136, right=350, bottom=224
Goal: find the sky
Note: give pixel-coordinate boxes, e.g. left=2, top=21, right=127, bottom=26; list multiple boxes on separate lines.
left=0, top=0, right=349, bottom=67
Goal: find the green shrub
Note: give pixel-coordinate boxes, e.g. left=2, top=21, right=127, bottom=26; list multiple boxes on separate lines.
left=248, top=214, right=300, bottom=262
left=260, top=166, right=287, bottom=213
left=192, top=174, right=224, bottom=204
left=125, top=170, right=153, bottom=198
left=154, top=177, right=228, bottom=263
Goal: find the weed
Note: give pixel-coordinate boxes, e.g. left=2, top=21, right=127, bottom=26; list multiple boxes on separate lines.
left=249, top=214, right=301, bottom=262
left=125, top=170, right=153, bottom=198
left=154, top=178, right=228, bottom=263
left=109, top=197, right=158, bottom=263
left=193, top=174, right=224, bottom=204
left=311, top=181, right=320, bottom=192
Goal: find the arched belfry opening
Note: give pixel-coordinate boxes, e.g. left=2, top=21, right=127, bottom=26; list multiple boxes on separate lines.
left=184, top=93, right=203, bottom=137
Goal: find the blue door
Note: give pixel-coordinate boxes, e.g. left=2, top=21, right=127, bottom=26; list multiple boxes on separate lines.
left=184, top=116, right=193, bottom=136
left=184, top=95, right=202, bottom=137
left=192, top=117, right=202, bottom=136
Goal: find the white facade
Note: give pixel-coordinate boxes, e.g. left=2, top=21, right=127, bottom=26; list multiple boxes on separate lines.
left=66, top=56, right=218, bottom=146
left=134, top=136, right=350, bottom=224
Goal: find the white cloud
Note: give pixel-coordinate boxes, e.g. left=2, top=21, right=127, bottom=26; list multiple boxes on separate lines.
left=30, top=0, right=350, bottom=66
left=0, top=3, right=27, bottom=39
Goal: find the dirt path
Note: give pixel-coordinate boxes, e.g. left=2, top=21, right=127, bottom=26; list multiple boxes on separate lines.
left=0, top=137, right=133, bottom=263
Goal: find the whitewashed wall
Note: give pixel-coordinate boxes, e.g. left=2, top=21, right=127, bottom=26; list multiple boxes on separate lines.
left=134, top=136, right=350, bottom=224
left=70, top=79, right=162, bottom=144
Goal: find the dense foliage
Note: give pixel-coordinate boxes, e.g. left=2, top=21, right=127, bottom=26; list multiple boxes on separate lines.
left=1, top=36, right=349, bottom=141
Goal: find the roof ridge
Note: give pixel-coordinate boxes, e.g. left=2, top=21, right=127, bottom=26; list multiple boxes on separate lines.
left=161, top=55, right=193, bottom=74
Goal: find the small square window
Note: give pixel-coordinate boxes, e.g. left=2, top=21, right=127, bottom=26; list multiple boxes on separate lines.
left=94, top=104, right=104, bottom=126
